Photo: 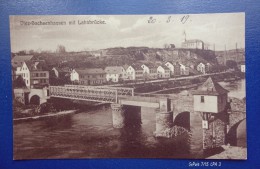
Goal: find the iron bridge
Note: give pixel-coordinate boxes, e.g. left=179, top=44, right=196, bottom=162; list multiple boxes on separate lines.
left=49, top=85, right=134, bottom=103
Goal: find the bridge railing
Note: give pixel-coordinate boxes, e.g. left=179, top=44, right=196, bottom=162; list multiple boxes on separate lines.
left=64, top=85, right=134, bottom=96
left=49, top=86, right=118, bottom=103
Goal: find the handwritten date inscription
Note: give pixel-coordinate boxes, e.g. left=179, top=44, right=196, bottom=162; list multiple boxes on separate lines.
left=148, top=15, right=190, bottom=24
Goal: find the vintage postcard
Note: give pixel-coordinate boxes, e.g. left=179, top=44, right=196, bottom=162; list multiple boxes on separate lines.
left=10, top=13, right=246, bottom=160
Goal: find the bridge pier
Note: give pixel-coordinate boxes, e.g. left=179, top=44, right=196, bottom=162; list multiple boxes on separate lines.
left=201, top=111, right=228, bottom=149
left=154, top=98, right=174, bottom=138
left=154, top=109, right=173, bottom=138
left=111, top=103, right=125, bottom=128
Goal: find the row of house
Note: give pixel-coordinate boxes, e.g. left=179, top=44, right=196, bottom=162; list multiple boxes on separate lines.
left=12, top=55, right=49, bottom=88
left=68, top=61, right=211, bottom=84
left=12, top=55, right=213, bottom=88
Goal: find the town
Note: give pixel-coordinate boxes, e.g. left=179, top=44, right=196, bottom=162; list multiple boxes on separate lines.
left=12, top=37, right=245, bottom=103
left=12, top=36, right=246, bottom=160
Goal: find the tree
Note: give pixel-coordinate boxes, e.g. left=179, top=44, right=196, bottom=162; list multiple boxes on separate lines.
left=164, top=44, right=170, bottom=49
left=170, top=44, right=175, bottom=48
left=56, top=45, right=66, bottom=53
left=28, top=49, right=35, bottom=54
left=13, top=75, right=26, bottom=88
left=17, top=50, right=26, bottom=55
left=226, top=60, right=237, bottom=69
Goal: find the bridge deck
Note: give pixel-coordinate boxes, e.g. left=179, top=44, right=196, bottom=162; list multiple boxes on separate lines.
left=49, top=85, right=134, bottom=103
left=49, top=85, right=165, bottom=108
left=119, top=96, right=160, bottom=108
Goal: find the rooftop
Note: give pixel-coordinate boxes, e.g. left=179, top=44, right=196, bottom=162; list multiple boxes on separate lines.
left=158, top=65, right=170, bottom=70
left=54, top=67, right=71, bottom=73
left=76, top=68, right=105, bottom=75
left=130, top=63, right=143, bottom=70
left=26, top=60, right=48, bottom=71
left=192, top=77, right=229, bottom=96
left=104, top=66, right=124, bottom=74
left=183, top=39, right=204, bottom=43
left=142, top=63, right=158, bottom=69
left=12, top=55, right=34, bottom=68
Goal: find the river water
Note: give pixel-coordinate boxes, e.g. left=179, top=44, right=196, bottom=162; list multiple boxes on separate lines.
left=13, top=79, right=246, bottom=159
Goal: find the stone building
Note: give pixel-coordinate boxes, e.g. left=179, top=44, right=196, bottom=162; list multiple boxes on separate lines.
left=192, top=77, right=229, bottom=149
left=126, top=64, right=143, bottom=80
left=157, top=65, right=171, bottom=78
left=104, top=66, right=127, bottom=82
left=14, top=60, right=49, bottom=88
left=141, top=63, right=158, bottom=80
left=182, top=39, right=205, bottom=50
left=77, top=68, right=106, bottom=85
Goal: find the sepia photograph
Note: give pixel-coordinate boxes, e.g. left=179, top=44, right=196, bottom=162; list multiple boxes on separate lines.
left=10, top=13, right=246, bottom=160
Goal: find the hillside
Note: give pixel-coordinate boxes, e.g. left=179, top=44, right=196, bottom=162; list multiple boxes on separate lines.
left=27, top=47, right=245, bottom=70
left=94, top=47, right=219, bottom=66
left=215, top=48, right=245, bottom=64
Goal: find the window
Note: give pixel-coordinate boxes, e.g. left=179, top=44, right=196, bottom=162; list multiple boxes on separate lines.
left=201, top=96, right=205, bottom=103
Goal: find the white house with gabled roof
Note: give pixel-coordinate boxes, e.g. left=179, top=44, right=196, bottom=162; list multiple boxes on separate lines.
left=126, top=64, right=143, bottom=80
left=157, top=65, right=171, bottom=78
left=180, top=63, right=189, bottom=75
left=104, top=66, right=126, bottom=82
left=15, top=62, right=31, bottom=87
left=165, top=61, right=174, bottom=76
left=197, top=62, right=206, bottom=74
left=70, top=69, right=79, bottom=82
left=141, top=63, right=157, bottom=79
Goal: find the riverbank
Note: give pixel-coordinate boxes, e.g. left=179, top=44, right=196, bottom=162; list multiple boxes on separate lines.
left=131, top=71, right=244, bottom=94
left=13, top=110, right=77, bottom=123
left=207, top=145, right=247, bottom=159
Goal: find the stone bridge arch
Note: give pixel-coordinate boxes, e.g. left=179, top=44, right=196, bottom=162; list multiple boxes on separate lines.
left=170, top=93, right=194, bottom=128
left=173, top=111, right=191, bottom=130
left=227, top=118, right=246, bottom=147
left=30, top=95, right=40, bottom=105
left=28, top=88, right=49, bottom=105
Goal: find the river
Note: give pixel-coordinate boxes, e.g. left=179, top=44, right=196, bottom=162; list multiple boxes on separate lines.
left=13, top=79, right=246, bottom=159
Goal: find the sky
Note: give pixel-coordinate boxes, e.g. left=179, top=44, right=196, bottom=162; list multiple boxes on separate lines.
left=10, top=13, right=245, bottom=52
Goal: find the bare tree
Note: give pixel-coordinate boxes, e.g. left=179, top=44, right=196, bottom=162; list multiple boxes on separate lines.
left=56, top=45, right=66, bottom=53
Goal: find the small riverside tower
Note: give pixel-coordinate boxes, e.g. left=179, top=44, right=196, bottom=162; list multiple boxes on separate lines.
left=192, top=77, right=229, bottom=149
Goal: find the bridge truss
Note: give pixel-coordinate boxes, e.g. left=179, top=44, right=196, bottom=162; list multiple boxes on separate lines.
left=49, top=85, right=134, bottom=103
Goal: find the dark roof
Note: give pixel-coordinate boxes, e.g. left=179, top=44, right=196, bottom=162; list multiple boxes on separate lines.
left=25, top=60, right=48, bottom=71
left=11, top=55, right=34, bottom=68
left=183, top=39, right=204, bottom=43
left=165, top=61, right=174, bottom=65
left=189, top=68, right=202, bottom=75
left=54, top=67, right=71, bottom=73
left=122, top=64, right=129, bottom=70
left=104, top=66, right=124, bottom=74
left=192, top=77, right=229, bottom=96
left=130, top=63, right=143, bottom=70
left=12, top=55, right=34, bottom=63
left=158, top=65, right=170, bottom=70
left=142, top=63, right=157, bottom=69
left=76, top=68, right=105, bottom=75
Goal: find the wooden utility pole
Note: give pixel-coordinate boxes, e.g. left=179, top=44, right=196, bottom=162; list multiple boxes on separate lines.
left=224, top=45, right=227, bottom=66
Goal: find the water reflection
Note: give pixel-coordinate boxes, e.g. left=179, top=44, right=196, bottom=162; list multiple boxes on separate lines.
left=14, top=106, right=191, bottom=159
left=219, top=79, right=245, bottom=99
